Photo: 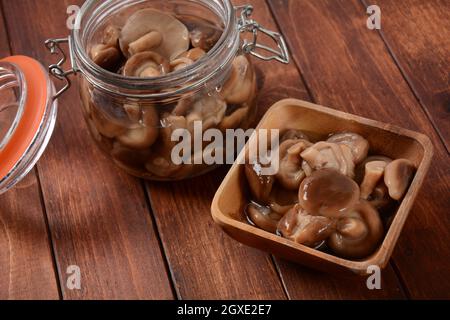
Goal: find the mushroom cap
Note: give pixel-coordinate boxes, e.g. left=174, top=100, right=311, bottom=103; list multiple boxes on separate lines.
left=170, top=57, right=194, bottom=72
left=119, top=9, right=190, bottom=60
left=180, top=48, right=206, bottom=62
left=245, top=163, right=275, bottom=205
left=117, top=106, right=160, bottom=149
left=102, top=25, right=121, bottom=48
left=218, top=107, right=249, bottom=131
left=276, top=139, right=312, bottom=190
left=122, top=51, right=170, bottom=78
left=301, top=142, right=355, bottom=178
left=221, top=55, right=256, bottom=105
left=185, top=18, right=223, bottom=51
left=186, top=96, right=227, bottom=131
left=327, top=200, right=384, bottom=259
left=384, top=159, right=415, bottom=200
left=90, top=44, right=122, bottom=72
left=278, top=205, right=336, bottom=247
left=247, top=202, right=283, bottom=233
left=327, top=132, right=370, bottom=165
left=299, top=169, right=360, bottom=218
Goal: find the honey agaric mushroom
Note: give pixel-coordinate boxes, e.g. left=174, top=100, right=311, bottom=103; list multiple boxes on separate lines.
left=328, top=200, right=383, bottom=259
left=301, top=142, right=355, bottom=178
left=128, top=31, right=163, bottom=57
left=278, top=205, right=336, bottom=248
left=368, top=183, right=392, bottom=210
left=384, top=159, right=416, bottom=200
left=299, top=169, right=360, bottom=218
left=91, top=44, right=122, bottom=72
left=117, top=106, right=160, bottom=149
left=180, top=48, right=206, bottom=61
left=247, top=203, right=284, bottom=233
left=119, top=9, right=190, bottom=60
left=170, top=57, right=194, bottom=72
left=276, top=139, right=312, bottom=190
left=185, top=96, right=227, bottom=131
left=188, top=19, right=222, bottom=51
left=360, top=161, right=389, bottom=199
left=327, top=133, right=369, bottom=165
left=219, top=107, right=249, bottom=131
left=245, top=162, right=275, bottom=205
left=221, top=55, right=255, bottom=105
left=122, top=51, right=170, bottom=78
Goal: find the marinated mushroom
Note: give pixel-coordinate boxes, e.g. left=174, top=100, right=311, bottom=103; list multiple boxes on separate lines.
left=299, top=169, right=360, bottom=218
left=355, top=155, right=392, bottom=184
left=187, top=18, right=222, bottom=51
left=301, top=142, right=355, bottom=178
left=278, top=205, right=336, bottom=248
left=219, top=107, right=249, bottom=131
left=180, top=48, right=206, bottom=61
left=327, top=133, right=369, bottom=165
left=368, top=183, right=392, bottom=211
left=170, top=57, right=194, bottom=72
left=328, top=200, right=383, bottom=259
left=276, top=139, right=312, bottom=190
left=128, top=31, right=163, bottom=57
left=384, top=159, right=416, bottom=201
left=247, top=202, right=284, bottom=233
left=91, top=44, right=122, bottom=72
left=185, top=96, right=227, bottom=131
left=119, top=9, right=190, bottom=60
left=360, top=160, right=388, bottom=199
left=122, top=51, right=170, bottom=77
left=245, top=162, right=275, bottom=205
left=91, top=105, right=127, bottom=139
left=221, top=55, right=255, bottom=105
left=117, top=106, right=160, bottom=149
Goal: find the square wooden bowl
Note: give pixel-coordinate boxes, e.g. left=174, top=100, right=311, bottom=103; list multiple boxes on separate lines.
left=211, top=99, right=433, bottom=276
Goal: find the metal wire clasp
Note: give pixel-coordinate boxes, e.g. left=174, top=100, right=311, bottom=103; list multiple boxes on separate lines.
left=236, top=5, right=290, bottom=64
left=44, top=37, right=78, bottom=100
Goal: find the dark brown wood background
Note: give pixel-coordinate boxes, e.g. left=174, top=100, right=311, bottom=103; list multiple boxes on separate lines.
left=0, top=0, right=449, bottom=300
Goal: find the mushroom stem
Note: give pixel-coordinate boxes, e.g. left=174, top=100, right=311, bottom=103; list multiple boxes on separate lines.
left=128, top=31, right=163, bottom=56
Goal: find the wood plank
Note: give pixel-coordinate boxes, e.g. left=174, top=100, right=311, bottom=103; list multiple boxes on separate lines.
left=0, top=6, right=60, bottom=300
left=269, top=0, right=450, bottom=299
left=1, top=0, right=174, bottom=299
left=363, top=0, right=450, bottom=152
left=146, top=0, right=404, bottom=299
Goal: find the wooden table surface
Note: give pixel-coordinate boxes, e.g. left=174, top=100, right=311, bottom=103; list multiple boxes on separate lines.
left=0, top=0, right=449, bottom=300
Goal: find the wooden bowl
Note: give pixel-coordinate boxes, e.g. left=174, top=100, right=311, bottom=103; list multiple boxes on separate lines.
left=211, top=99, right=433, bottom=276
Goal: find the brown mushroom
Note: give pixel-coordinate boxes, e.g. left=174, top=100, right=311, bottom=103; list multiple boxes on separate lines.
left=186, top=18, right=222, bottom=51
left=301, top=142, right=355, bottom=178
left=276, top=139, right=312, bottom=190
left=111, top=141, right=151, bottom=172
left=299, top=169, right=360, bottom=218
left=384, top=159, right=415, bottom=200
left=245, top=162, right=275, bottom=205
left=119, top=9, right=190, bottom=60
left=185, top=96, right=227, bottom=131
left=170, top=57, right=194, bottom=72
left=327, top=200, right=384, bottom=259
left=368, top=183, right=392, bottom=211
left=90, top=44, right=122, bottom=72
left=91, top=105, right=127, bottom=139
left=122, top=51, right=170, bottom=78
left=218, top=107, right=249, bottom=131
left=220, top=55, right=255, bottom=105
left=102, top=25, right=121, bottom=48
left=327, top=133, right=369, bottom=165
left=247, top=202, right=284, bottom=233
left=360, top=160, right=388, bottom=199
left=278, top=205, right=336, bottom=248
left=117, top=106, right=160, bottom=149
left=180, top=48, right=206, bottom=61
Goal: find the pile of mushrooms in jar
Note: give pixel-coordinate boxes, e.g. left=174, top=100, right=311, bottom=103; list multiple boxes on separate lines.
left=81, top=9, right=257, bottom=179
left=245, top=131, right=416, bottom=259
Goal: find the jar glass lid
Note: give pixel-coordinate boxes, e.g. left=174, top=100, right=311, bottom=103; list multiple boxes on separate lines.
left=0, top=56, right=58, bottom=194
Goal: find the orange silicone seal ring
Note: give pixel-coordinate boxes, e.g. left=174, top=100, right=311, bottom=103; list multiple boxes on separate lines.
left=0, top=56, right=49, bottom=181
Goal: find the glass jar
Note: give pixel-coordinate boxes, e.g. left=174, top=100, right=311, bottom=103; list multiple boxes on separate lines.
left=45, top=0, right=289, bottom=180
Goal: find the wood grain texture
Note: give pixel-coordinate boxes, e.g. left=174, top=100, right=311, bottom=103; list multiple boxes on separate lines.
left=147, top=0, right=404, bottom=300
left=364, top=0, right=450, bottom=152
left=269, top=0, right=450, bottom=299
left=0, top=6, right=59, bottom=300
left=1, top=0, right=173, bottom=299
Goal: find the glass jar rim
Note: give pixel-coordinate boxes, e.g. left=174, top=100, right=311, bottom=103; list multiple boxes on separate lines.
left=72, top=0, right=240, bottom=99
